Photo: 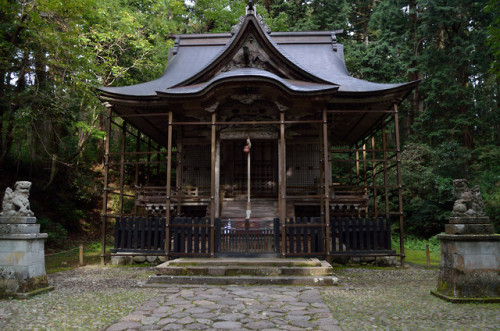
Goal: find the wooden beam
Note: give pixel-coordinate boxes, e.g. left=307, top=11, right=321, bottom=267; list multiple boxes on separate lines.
left=176, top=129, right=183, bottom=216
left=382, top=127, right=390, bottom=218
left=101, top=106, right=112, bottom=266
left=165, top=111, right=173, bottom=258
left=279, top=111, right=287, bottom=257
left=133, top=130, right=140, bottom=215
left=371, top=136, right=378, bottom=218
left=119, top=122, right=126, bottom=215
left=362, top=143, right=368, bottom=216
left=319, top=123, right=325, bottom=228
left=322, top=109, right=331, bottom=259
left=210, top=113, right=216, bottom=257
left=394, top=104, right=405, bottom=266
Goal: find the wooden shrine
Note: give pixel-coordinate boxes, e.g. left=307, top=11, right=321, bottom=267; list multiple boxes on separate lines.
left=98, top=5, right=419, bottom=263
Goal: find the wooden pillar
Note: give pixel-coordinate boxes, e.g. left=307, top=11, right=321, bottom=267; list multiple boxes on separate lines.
left=176, top=129, right=183, bottom=216
left=355, top=144, right=362, bottom=218
left=100, top=106, right=112, bottom=266
left=133, top=130, right=140, bottom=215
left=371, top=136, right=378, bottom=218
left=118, top=122, right=126, bottom=215
left=146, top=138, right=151, bottom=185
left=355, top=145, right=360, bottom=185
left=215, top=138, right=221, bottom=218
left=322, top=109, right=331, bottom=259
left=382, top=127, right=390, bottom=218
left=210, top=113, right=216, bottom=257
left=319, top=123, right=325, bottom=223
left=164, top=111, right=173, bottom=257
left=394, top=104, right=405, bottom=266
left=362, top=143, right=368, bottom=216
left=279, top=111, right=287, bottom=257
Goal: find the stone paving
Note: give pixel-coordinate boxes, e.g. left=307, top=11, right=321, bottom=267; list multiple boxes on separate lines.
left=106, top=285, right=341, bottom=331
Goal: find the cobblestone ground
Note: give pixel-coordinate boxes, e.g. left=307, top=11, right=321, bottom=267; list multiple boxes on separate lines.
left=106, top=285, right=339, bottom=330
left=0, top=265, right=498, bottom=330
left=323, top=267, right=500, bottom=330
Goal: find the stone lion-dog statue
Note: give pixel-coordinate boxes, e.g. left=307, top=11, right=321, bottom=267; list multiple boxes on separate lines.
left=0, top=181, right=34, bottom=217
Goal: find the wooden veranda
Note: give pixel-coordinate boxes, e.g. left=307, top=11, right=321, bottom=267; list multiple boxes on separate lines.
left=98, top=8, right=418, bottom=264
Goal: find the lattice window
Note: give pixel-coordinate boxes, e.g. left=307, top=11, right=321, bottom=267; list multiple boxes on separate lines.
left=286, top=143, right=320, bottom=189
left=182, top=144, right=210, bottom=190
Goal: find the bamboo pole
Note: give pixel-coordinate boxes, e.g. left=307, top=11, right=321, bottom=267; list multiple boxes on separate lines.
left=394, top=104, right=405, bottom=266
left=165, top=111, right=173, bottom=258
left=100, top=106, right=112, bottom=266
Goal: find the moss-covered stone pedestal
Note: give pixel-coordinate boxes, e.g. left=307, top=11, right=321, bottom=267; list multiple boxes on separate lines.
left=0, top=217, right=53, bottom=298
left=431, top=231, right=500, bottom=303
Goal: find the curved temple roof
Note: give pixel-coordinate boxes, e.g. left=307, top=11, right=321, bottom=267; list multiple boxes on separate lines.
left=99, top=13, right=418, bottom=101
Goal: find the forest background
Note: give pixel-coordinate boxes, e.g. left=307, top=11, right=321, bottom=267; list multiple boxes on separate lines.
left=0, top=0, right=499, bottom=247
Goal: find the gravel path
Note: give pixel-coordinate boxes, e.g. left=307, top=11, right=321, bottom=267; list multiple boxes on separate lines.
left=323, top=267, right=500, bottom=330
left=0, top=265, right=498, bottom=330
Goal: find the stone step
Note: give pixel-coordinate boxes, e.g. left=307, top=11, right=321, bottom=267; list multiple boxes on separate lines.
left=164, top=257, right=323, bottom=267
left=149, top=257, right=337, bottom=286
left=156, top=265, right=333, bottom=277
left=144, top=275, right=338, bottom=286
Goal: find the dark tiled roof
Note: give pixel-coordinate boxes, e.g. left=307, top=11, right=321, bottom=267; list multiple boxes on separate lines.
left=99, top=14, right=417, bottom=99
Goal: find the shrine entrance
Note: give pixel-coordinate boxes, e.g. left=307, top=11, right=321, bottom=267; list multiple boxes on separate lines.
left=217, top=139, right=280, bottom=256
left=221, top=139, right=278, bottom=198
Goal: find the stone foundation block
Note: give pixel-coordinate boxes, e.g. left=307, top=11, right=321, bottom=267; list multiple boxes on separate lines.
left=435, top=234, right=500, bottom=300
left=445, top=224, right=494, bottom=235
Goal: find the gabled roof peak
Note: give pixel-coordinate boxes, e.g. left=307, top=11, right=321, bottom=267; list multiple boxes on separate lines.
left=231, top=13, right=271, bottom=35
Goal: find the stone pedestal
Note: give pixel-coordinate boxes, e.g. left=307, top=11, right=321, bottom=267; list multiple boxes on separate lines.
left=0, top=217, right=53, bottom=298
left=432, top=216, right=500, bottom=303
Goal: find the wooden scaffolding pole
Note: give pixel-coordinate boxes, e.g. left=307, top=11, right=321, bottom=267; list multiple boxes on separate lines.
left=133, top=130, right=140, bottom=214
left=279, top=111, right=287, bottom=257
left=322, top=109, right=331, bottom=259
left=382, top=127, right=390, bottom=218
left=118, top=122, right=126, bottom=215
left=362, top=143, right=368, bottom=216
left=319, top=122, right=325, bottom=225
left=371, top=136, right=378, bottom=218
left=101, top=106, right=112, bottom=265
left=210, top=113, right=216, bottom=257
left=394, top=104, right=405, bottom=266
left=176, top=129, right=183, bottom=216
left=164, top=111, right=173, bottom=258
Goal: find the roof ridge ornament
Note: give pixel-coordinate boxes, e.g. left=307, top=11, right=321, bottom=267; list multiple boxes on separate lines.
left=231, top=13, right=271, bottom=35
left=247, top=0, right=255, bottom=16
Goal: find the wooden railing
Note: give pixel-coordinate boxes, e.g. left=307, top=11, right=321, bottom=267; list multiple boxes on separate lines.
left=282, top=217, right=324, bottom=256
left=112, top=216, right=165, bottom=253
left=169, top=217, right=211, bottom=256
left=330, top=217, right=392, bottom=254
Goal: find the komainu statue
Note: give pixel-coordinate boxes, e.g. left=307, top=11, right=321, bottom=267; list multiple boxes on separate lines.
left=451, top=179, right=484, bottom=217
left=0, top=181, right=34, bottom=217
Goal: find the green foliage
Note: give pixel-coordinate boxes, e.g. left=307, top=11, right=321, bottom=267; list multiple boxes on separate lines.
left=37, top=217, right=68, bottom=248
left=0, top=0, right=497, bottom=242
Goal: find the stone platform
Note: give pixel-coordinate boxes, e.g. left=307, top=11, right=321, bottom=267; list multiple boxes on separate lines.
left=146, top=258, right=338, bottom=286
left=432, top=234, right=500, bottom=302
left=0, top=217, right=53, bottom=298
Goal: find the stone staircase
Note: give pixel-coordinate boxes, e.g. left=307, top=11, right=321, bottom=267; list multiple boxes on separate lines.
left=221, top=199, right=278, bottom=219
left=144, top=258, right=338, bottom=286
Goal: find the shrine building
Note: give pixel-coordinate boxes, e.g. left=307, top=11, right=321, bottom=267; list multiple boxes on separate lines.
left=98, top=5, right=419, bottom=263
